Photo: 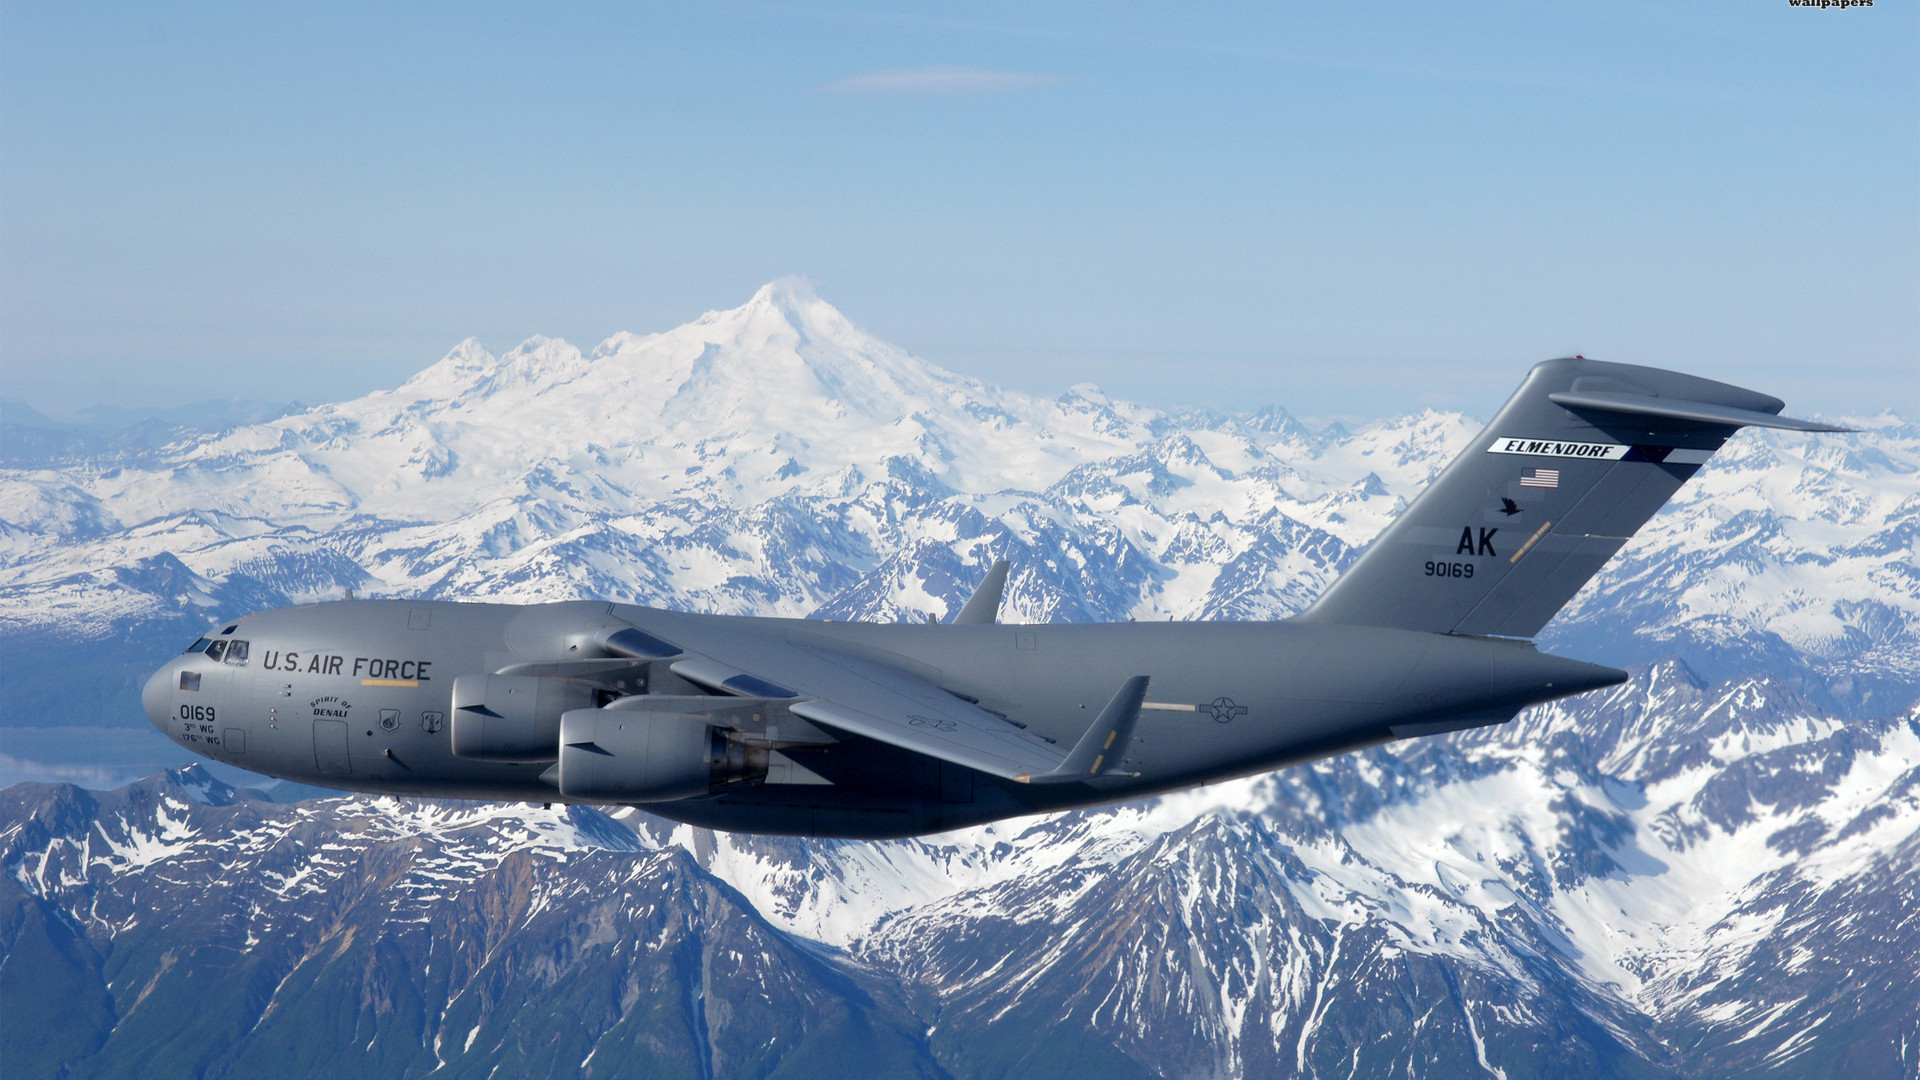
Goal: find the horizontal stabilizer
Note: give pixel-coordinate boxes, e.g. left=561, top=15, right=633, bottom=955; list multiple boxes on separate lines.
left=1547, top=391, right=1851, bottom=433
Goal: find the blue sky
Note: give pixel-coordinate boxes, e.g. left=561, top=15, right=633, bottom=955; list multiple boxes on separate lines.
left=2, top=2, right=1913, bottom=421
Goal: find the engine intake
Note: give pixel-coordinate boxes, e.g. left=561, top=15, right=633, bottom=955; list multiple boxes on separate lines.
left=556, top=709, right=766, bottom=802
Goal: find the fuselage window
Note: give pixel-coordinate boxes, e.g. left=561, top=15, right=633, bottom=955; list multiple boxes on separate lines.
left=204, top=640, right=228, bottom=662
left=179, top=671, right=201, bottom=691
left=185, top=638, right=212, bottom=654
left=223, top=640, right=250, bottom=666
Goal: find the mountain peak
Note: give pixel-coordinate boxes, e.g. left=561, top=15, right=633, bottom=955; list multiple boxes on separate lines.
left=696, top=276, right=838, bottom=339
left=394, top=336, right=499, bottom=398
left=747, top=274, right=822, bottom=310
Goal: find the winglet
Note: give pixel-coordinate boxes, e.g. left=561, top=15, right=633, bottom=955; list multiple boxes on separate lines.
left=953, top=560, right=1011, bottom=625
left=1031, top=675, right=1149, bottom=783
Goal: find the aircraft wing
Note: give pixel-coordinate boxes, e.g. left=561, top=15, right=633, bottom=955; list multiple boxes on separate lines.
left=646, top=622, right=1069, bottom=781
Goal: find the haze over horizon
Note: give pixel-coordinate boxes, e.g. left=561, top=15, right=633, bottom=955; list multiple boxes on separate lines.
left=2, top=3, right=1914, bottom=422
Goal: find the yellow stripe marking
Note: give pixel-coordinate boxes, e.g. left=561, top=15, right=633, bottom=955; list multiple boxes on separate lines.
left=361, top=678, right=420, bottom=687
left=1510, top=520, right=1552, bottom=565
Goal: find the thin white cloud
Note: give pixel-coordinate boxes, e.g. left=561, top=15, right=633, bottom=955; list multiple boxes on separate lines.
left=813, top=65, right=1068, bottom=98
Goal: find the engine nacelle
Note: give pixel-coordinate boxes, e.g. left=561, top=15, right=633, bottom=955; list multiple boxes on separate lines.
left=450, top=674, right=597, bottom=762
left=556, top=709, right=764, bottom=802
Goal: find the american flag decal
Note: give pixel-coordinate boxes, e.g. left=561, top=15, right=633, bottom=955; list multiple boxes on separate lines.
left=1519, top=467, right=1560, bottom=489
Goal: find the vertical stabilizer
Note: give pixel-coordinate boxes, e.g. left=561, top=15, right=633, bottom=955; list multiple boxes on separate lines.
left=1298, top=358, right=1845, bottom=638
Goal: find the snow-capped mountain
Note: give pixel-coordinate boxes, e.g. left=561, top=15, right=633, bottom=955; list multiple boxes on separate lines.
left=1, top=280, right=1915, bottom=728
left=1, top=282, right=1916, bottom=1077
left=6, top=662, right=1915, bottom=1078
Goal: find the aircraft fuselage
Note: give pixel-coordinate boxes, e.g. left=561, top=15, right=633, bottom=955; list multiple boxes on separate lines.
left=143, top=360, right=1845, bottom=838
left=144, top=598, right=1620, bottom=838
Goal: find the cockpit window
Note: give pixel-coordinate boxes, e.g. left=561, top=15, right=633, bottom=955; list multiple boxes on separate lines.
left=185, top=638, right=213, bottom=654
left=204, top=640, right=228, bottom=662
left=223, top=640, right=250, bottom=666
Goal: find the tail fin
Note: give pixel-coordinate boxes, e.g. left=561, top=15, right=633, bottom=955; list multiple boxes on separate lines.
left=1299, top=358, right=1846, bottom=638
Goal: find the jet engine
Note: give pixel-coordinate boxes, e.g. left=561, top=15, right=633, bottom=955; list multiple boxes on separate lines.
left=555, top=708, right=766, bottom=802
left=450, top=674, right=598, bottom=762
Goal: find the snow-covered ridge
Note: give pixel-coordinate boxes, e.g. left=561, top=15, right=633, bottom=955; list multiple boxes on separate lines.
left=1, top=280, right=1915, bottom=692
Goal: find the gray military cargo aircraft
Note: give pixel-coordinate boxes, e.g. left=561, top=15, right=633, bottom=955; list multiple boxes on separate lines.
left=142, top=359, right=1845, bottom=838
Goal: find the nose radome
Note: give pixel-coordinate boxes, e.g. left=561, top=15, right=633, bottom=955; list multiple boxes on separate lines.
left=142, top=664, right=173, bottom=733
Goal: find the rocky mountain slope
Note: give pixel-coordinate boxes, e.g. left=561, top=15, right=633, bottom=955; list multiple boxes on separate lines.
left=5, top=662, right=1915, bottom=1078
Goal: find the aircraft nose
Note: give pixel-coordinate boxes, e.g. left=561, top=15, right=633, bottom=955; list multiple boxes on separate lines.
left=142, top=664, right=174, bottom=733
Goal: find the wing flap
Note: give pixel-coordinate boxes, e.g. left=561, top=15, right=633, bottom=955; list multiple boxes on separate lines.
left=788, top=699, right=1062, bottom=780
left=782, top=644, right=1065, bottom=780
left=635, top=618, right=1067, bottom=781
